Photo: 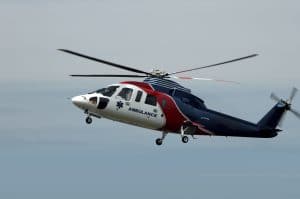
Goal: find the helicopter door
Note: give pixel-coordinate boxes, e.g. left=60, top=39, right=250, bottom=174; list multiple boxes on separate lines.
left=114, top=88, right=165, bottom=129
left=117, top=87, right=133, bottom=102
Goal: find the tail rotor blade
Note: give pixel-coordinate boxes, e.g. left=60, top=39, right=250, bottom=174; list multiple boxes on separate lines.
left=289, top=87, right=298, bottom=102
left=270, top=93, right=281, bottom=102
left=290, top=108, right=300, bottom=119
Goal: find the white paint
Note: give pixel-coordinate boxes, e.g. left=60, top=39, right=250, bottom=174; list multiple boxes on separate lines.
left=72, top=84, right=166, bottom=130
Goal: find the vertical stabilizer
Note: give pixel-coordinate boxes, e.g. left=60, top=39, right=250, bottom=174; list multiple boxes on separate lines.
left=257, top=103, right=286, bottom=129
left=258, top=88, right=300, bottom=129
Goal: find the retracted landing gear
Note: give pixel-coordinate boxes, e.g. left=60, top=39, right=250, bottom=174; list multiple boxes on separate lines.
left=155, top=132, right=167, bottom=146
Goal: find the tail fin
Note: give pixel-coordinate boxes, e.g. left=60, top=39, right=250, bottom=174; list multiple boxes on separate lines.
left=258, top=87, right=299, bottom=129
left=257, top=103, right=286, bottom=129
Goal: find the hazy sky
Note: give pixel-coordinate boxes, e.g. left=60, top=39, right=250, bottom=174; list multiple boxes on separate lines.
left=0, top=1, right=300, bottom=198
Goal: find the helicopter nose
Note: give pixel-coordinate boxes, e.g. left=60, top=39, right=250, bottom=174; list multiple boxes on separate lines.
left=71, top=95, right=86, bottom=108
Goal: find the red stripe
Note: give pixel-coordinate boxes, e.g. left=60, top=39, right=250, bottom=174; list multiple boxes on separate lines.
left=121, top=81, right=154, bottom=90
left=156, top=92, right=187, bottom=132
left=123, top=81, right=186, bottom=132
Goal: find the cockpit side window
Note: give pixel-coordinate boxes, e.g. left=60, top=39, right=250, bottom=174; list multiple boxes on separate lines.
left=118, top=88, right=133, bottom=101
left=96, top=86, right=119, bottom=97
left=89, top=97, right=98, bottom=105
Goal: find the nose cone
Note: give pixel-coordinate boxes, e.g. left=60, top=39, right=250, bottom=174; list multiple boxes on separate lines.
left=71, top=95, right=86, bottom=109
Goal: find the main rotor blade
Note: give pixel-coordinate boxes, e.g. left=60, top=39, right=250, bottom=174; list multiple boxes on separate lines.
left=290, top=108, right=300, bottom=119
left=70, top=74, right=147, bottom=78
left=270, top=93, right=281, bottom=102
left=170, top=75, right=240, bottom=84
left=289, top=87, right=298, bottom=102
left=58, top=49, right=152, bottom=75
left=169, top=54, right=258, bottom=75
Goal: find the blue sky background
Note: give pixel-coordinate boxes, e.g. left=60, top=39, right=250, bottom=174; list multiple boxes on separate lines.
left=0, top=1, right=300, bottom=198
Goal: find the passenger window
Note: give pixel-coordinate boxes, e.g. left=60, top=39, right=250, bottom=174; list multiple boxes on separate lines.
left=118, top=88, right=133, bottom=101
left=145, top=94, right=157, bottom=106
left=135, top=91, right=143, bottom=102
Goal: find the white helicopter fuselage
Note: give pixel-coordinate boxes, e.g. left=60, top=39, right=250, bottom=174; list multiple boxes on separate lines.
left=72, top=83, right=166, bottom=130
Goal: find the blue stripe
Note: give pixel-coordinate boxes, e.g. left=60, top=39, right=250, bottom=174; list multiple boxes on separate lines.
left=144, top=77, right=191, bottom=93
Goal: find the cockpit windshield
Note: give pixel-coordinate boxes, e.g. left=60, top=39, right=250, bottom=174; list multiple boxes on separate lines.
left=95, top=86, right=119, bottom=97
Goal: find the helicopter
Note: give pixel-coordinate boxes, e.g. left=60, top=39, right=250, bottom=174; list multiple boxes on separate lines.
left=59, top=49, right=300, bottom=145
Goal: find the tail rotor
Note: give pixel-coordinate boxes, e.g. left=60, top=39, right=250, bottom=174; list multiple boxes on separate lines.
left=270, top=87, right=300, bottom=127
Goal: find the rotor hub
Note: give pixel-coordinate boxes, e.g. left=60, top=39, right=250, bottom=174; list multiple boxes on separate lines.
left=278, top=99, right=291, bottom=110
left=149, top=69, right=168, bottom=78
